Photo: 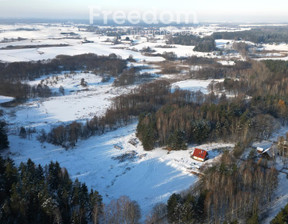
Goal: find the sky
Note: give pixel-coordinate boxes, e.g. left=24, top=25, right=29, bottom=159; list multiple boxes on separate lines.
left=0, top=0, right=288, bottom=23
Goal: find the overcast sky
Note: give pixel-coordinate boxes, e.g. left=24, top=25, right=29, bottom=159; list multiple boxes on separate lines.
left=0, top=0, right=288, bottom=23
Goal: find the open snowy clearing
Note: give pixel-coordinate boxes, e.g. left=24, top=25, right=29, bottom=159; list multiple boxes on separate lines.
left=5, top=72, right=136, bottom=131
left=171, top=79, right=224, bottom=94
left=0, top=42, right=165, bottom=63
left=0, top=64, right=234, bottom=219
left=1, top=23, right=288, bottom=63
left=3, top=122, right=234, bottom=218
left=0, top=95, right=14, bottom=104
left=263, top=43, right=288, bottom=52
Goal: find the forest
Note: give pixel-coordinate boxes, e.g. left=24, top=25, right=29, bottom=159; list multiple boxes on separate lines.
left=165, top=27, right=288, bottom=51
left=0, top=53, right=126, bottom=81
left=164, top=150, right=278, bottom=223
left=0, top=156, right=142, bottom=224
left=213, top=27, right=288, bottom=44
left=0, top=157, right=103, bottom=224
left=137, top=60, right=288, bottom=151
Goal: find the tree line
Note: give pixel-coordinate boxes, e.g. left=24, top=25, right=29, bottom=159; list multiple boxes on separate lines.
left=42, top=80, right=172, bottom=148
left=136, top=93, right=279, bottom=151
left=0, top=81, right=52, bottom=100
left=213, top=27, right=288, bottom=44
left=42, top=80, right=207, bottom=148
left=166, top=35, right=216, bottom=52
left=0, top=53, right=127, bottom=101
left=0, top=53, right=126, bottom=82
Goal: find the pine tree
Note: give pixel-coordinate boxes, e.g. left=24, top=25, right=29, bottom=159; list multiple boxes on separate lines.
left=19, top=126, right=27, bottom=138
left=167, top=193, right=181, bottom=223
left=0, top=157, right=103, bottom=224
left=136, top=113, right=157, bottom=151
left=271, top=203, right=288, bottom=224
left=168, top=130, right=187, bottom=150
left=0, top=121, right=9, bottom=149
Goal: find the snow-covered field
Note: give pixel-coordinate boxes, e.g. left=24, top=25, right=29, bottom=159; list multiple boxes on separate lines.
left=0, top=95, right=14, bottom=104
left=0, top=23, right=248, bottom=63
left=2, top=23, right=288, bottom=220
left=0, top=23, right=233, bottom=218
left=1, top=69, right=232, bottom=218
left=0, top=24, right=165, bottom=62
left=3, top=72, right=133, bottom=133
left=4, top=121, right=233, bottom=218
left=263, top=43, right=288, bottom=52
left=172, top=79, right=224, bottom=94
left=0, top=42, right=165, bottom=63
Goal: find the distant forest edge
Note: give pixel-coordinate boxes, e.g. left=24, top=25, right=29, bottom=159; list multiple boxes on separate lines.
left=0, top=53, right=127, bottom=100
left=167, top=27, right=288, bottom=52
left=213, top=27, right=288, bottom=44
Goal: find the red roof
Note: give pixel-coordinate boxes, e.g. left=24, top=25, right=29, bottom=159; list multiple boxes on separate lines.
left=192, top=148, right=208, bottom=160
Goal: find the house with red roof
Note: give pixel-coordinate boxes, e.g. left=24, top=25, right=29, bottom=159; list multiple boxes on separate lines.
left=191, top=148, right=208, bottom=162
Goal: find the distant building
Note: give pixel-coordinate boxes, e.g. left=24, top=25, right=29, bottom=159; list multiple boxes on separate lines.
left=254, top=141, right=275, bottom=159
left=191, top=148, right=208, bottom=162
left=256, top=146, right=270, bottom=154
left=82, top=38, right=94, bottom=44
left=254, top=141, right=273, bottom=154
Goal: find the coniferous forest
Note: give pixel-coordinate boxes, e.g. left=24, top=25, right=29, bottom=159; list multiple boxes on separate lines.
left=0, top=156, right=142, bottom=224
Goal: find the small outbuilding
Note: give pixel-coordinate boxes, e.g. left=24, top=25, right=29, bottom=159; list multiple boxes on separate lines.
left=254, top=142, right=273, bottom=155
left=191, top=148, right=209, bottom=162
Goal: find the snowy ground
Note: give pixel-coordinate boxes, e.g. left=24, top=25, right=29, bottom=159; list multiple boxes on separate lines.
left=0, top=23, right=245, bottom=63
left=0, top=24, right=165, bottom=62
left=1, top=70, right=232, bottom=218
left=0, top=24, right=237, bottom=218
left=171, top=79, right=224, bottom=94
left=2, top=23, right=288, bottom=221
left=261, top=172, right=288, bottom=223
left=3, top=72, right=136, bottom=134
left=0, top=95, right=14, bottom=104
left=2, top=121, right=233, bottom=219
left=1, top=23, right=288, bottom=64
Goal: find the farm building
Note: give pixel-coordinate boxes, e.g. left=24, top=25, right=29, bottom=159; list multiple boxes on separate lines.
left=253, top=141, right=275, bottom=159
left=191, top=148, right=208, bottom=162
left=253, top=142, right=273, bottom=154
